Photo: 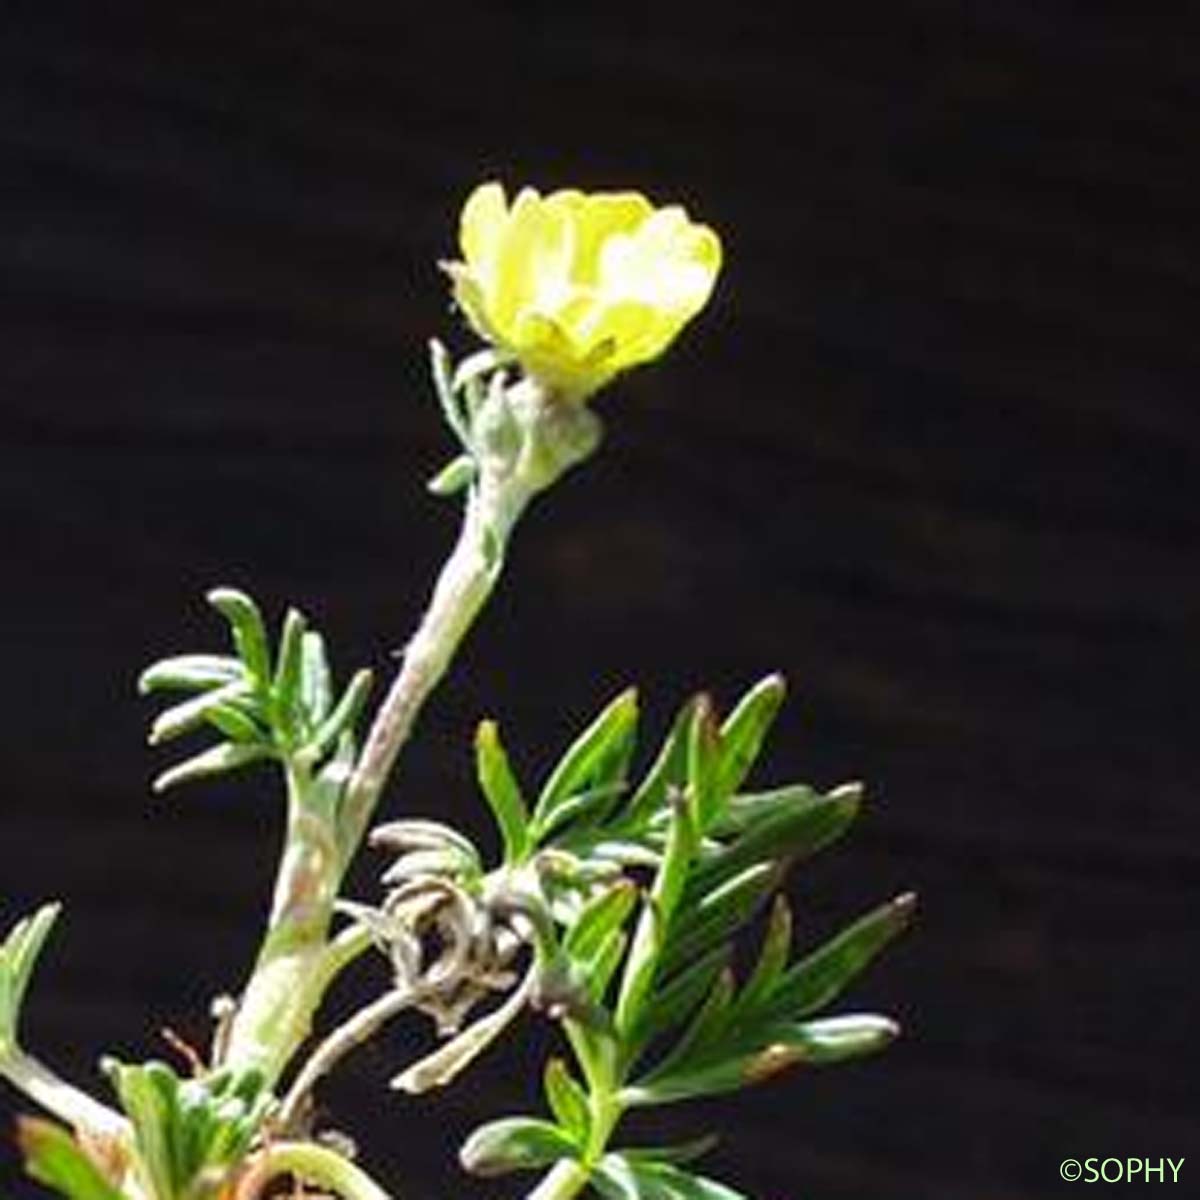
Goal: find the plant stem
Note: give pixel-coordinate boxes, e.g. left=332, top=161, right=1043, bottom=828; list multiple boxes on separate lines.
left=222, top=765, right=342, bottom=1085
left=234, top=1140, right=392, bottom=1200
left=527, top=1158, right=592, bottom=1200
left=336, top=463, right=529, bottom=865
left=222, top=375, right=599, bottom=1089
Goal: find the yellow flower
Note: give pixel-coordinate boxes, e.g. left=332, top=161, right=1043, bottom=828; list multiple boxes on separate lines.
left=446, top=182, right=722, bottom=398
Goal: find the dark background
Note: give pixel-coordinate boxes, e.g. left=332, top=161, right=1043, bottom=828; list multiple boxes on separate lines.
left=2, top=4, right=1197, bottom=1197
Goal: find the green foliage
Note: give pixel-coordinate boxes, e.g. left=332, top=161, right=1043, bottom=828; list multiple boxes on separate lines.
left=16, top=1119, right=128, bottom=1200
left=459, top=1117, right=579, bottom=1177
left=101, top=1059, right=273, bottom=1200
left=457, top=677, right=915, bottom=1197
left=0, top=904, right=61, bottom=1058
left=593, top=1155, right=747, bottom=1199
left=139, top=588, right=372, bottom=795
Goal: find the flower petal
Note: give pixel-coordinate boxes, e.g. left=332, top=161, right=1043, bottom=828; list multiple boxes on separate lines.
left=460, top=182, right=510, bottom=271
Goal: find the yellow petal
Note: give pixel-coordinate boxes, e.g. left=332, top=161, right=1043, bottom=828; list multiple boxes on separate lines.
left=572, top=192, right=655, bottom=284
left=459, top=182, right=509, bottom=270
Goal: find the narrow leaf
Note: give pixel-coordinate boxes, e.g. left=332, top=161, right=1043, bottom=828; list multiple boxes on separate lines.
left=475, top=719, right=530, bottom=862
left=737, top=895, right=792, bottom=1013
left=305, top=669, right=373, bottom=758
left=687, top=696, right=723, bottom=830
left=204, top=704, right=264, bottom=745
left=299, top=631, right=333, bottom=725
left=615, top=791, right=697, bottom=1035
left=687, top=785, right=860, bottom=897
left=148, top=680, right=252, bottom=745
left=628, top=943, right=731, bottom=1053
left=661, top=862, right=780, bottom=976
left=769, top=892, right=916, bottom=1020
left=716, top=674, right=786, bottom=799
left=271, top=607, right=308, bottom=728
left=623, top=696, right=697, bottom=832
left=532, top=688, right=638, bottom=839
left=137, top=655, right=242, bottom=696
left=152, top=742, right=273, bottom=794
left=563, top=880, right=638, bottom=962
left=206, top=589, right=270, bottom=684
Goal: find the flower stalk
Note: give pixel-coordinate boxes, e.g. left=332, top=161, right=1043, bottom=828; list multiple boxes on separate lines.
left=221, top=375, right=601, bottom=1089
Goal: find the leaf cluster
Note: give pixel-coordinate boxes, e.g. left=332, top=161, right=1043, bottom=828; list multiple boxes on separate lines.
left=101, top=1059, right=272, bottom=1200
left=459, top=676, right=915, bottom=1196
left=139, top=588, right=372, bottom=799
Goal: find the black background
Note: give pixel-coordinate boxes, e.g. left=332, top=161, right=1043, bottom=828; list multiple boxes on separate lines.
left=2, top=4, right=1197, bottom=1198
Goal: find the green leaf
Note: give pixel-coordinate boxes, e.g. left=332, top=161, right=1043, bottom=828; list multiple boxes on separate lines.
left=622, top=696, right=697, bottom=832
left=621, top=1136, right=719, bottom=1167
left=271, top=607, right=308, bottom=730
left=563, top=880, right=638, bottom=962
left=661, top=863, right=780, bottom=977
left=475, top=719, right=530, bottom=862
left=687, top=696, right=723, bottom=830
left=629, top=1013, right=899, bottom=1106
left=532, top=688, right=638, bottom=840
left=583, top=928, right=629, bottom=1003
left=147, top=680, right=254, bottom=745
left=767, top=891, right=917, bottom=1020
left=716, top=674, right=786, bottom=800
left=537, top=783, right=627, bottom=844
left=207, top=588, right=270, bottom=684
left=615, top=791, right=698, bottom=1036
left=594, top=1155, right=746, bottom=1199
left=737, top=894, right=792, bottom=1013
left=137, top=654, right=242, bottom=696
left=639, top=968, right=735, bottom=1090
left=204, top=703, right=264, bottom=745
left=759, top=1013, right=900, bottom=1069
left=104, top=1059, right=176, bottom=1198
left=628, top=944, right=731, bottom=1054
left=299, top=631, right=333, bottom=725
left=151, top=742, right=273, bottom=794
left=16, top=1119, right=127, bottom=1200
left=708, top=782, right=821, bottom=836
left=543, top=1058, right=590, bottom=1144
left=427, top=453, right=477, bottom=496
left=459, top=1117, right=578, bottom=1177
left=304, top=669, right=373, bottom=759
left=102, top=1058, right=271, bottom=1198
left=0, top=903, right=61, bottom=1055
left=686, top=784, right=861, bottom=898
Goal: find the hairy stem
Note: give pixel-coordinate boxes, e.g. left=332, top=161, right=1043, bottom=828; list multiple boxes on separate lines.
left=336, top=472, right=526, bottom=865
left=222, top=375, right=599, bottom=1091
left=222, top=765, right=341, bottom=1085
